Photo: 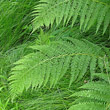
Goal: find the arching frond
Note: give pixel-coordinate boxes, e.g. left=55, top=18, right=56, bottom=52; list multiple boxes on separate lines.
left=32, top=0, right=110, bottom=34
left=9, top=37, right=109, bottom=99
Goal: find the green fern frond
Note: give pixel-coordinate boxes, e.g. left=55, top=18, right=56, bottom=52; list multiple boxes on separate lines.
left=8, top=37, right=109, bottom=98
left=72, top=86, right=110, bottom=102
left=80, top=81, right=110, bottom=93
left=32, top=0, right=110, bottom=33
left=69, top=73, right=110, bottom=110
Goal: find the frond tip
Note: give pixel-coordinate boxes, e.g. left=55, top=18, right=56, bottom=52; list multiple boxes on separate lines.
left=9, top=37, right=109, bottom=98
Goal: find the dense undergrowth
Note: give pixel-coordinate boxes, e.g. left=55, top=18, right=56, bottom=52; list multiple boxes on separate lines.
left=0, top=0, right=110, bottom=110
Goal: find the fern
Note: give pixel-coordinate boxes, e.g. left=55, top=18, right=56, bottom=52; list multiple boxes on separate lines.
left=69, top=73, right=110, bottom=110
left=8, top=37, right=109, bottom=99
left=32, top=0, right=110, bottom=34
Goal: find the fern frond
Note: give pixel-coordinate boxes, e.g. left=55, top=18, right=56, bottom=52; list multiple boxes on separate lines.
left=32, top=0, right=110, bottom=33
left=72, top=87, right=110, bottom=102
left=80, top=81, right=110, bottom=93
left=69, top=73, right=110, bottom=110
left=9, top=37, right=108, bottom=98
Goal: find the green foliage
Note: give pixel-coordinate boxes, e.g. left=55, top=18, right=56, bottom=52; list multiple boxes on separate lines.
left=0, top=42, right=34, bottom=109
left=69, top=73, right=110, bottom=110
left=35, top=29, right=55, bottom=45
left=9, top=36, right=109, bottom=99
left=20, top=90, right=71, bottom=110
left=32, top=0, right=110, bottom=33
left=93, top=73, right=110, bottom=83
left=0, top=0, right=110, bottom=109
left=0, top=0, right=37, bottom=51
